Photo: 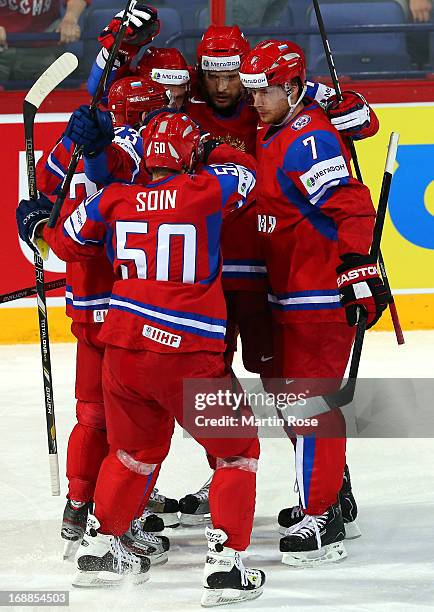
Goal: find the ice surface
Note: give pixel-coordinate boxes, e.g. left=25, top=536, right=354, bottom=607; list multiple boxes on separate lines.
left=0, top=331, right=433, bottom=611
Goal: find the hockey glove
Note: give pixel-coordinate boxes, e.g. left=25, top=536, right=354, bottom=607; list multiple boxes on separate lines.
left=16, top=195, right=52, bottom=253
left=98, top=5, right=160, bottom=63
left=65, top=105, right=114, bottom=157
left=201, top=137, right=223, bottom=163
left=337, top=254, right=388, bottom=329
left=326, top=91, right=379, bottom=140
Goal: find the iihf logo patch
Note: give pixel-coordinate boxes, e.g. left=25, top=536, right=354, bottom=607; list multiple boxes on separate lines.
left=291, top=115, right=311, bottom=131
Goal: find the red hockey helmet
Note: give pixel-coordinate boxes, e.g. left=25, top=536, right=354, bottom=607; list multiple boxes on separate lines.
left=137, top=46, right=190, bottom=86
left=197, top=25, right=250, bottom=72
left=108, top=76, right=167, bottom=127
left=239, top=40, right=306, bottom=89
left=141, top=112, right=202, bottom=172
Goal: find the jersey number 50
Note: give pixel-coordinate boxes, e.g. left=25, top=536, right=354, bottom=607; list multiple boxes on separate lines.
left=116, top=221, right=197, bottom=283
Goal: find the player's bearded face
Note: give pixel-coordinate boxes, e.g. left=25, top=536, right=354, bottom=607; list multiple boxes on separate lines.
left=203, top=70, right=243, bottom=110
left=250, top=86, right=290, bottom=124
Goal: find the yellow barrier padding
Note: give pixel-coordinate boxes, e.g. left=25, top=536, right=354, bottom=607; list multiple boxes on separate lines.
left=0, top=295, right=432, bottom=344
left=0, top=307, right=74, bottom=344
left=375, top=294, right=434, bottom=331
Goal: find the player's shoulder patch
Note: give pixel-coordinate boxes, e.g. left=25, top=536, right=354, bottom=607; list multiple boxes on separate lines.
left=291, top=115, right=312, bottom=131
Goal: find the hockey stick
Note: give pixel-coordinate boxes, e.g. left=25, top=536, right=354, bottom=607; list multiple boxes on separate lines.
left=312, top=0, right=404, bottom=346
left=325, top=132, right=400, bottom=409
left=47, top=0, right=138, bottom=229
left=23, top=52, right=79, bottom=496
left=0, top=278, right=66, bottom=304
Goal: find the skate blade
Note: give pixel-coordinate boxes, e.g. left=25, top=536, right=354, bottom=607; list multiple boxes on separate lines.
left=155, top=512, right=180, bottom=528
left=180, top=513, right=211, bottom=527
left=282, top=541, right=347, bottom=568
left=72, top=570, right=150, bottom=588
left=148, top=552, right=169, bottom=566
left=344, top=520, right=361, bottom=539
left=201, top=586, right=263, bottom=607
left=63, top=538, right=81, bottom=561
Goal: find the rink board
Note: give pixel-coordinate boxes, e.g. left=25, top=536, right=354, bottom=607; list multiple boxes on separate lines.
left=1, top=104, right=433, bottom=343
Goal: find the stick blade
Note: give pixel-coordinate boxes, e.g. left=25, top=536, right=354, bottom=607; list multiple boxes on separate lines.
left=24, top=52, right=79, bottom=110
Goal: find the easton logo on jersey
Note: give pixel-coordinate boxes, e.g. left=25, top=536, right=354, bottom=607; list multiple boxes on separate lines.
left=143, top=324, right=182, bottom=348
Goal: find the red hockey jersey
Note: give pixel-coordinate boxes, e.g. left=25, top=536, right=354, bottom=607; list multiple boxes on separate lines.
left=186, top=97, right=258, bottom=156
left=43, top=163, right=257, bottom=352
left=84, top=134, right=266, bottom=293
left=37, top=136, right=116, bottom=323
left=185, top=99, right=268, bottom=292
left=256, top=102, right=376, bottom=323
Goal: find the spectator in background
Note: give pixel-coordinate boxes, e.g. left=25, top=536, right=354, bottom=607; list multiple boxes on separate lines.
left=406, top=0, right=432, bottom=67
left=409, top=0, right=432, bottom=21
left=199, top=0, right=289, bottom=47
left=0, top=0, right=89, bottom=82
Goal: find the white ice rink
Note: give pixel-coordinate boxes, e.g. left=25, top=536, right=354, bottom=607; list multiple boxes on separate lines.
left=1, top=330, right=433, bottom=611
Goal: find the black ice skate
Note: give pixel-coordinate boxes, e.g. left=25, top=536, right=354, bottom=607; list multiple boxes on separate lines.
left=280, top=502, right=347, bottom=567
left=201, top=527, right=265, bottom=607
left=278, top=465, right=361, bottom=539
left=73, top=515, right=150, bottom=588
left=146, top=487, right=180, bottom=528
left=338, top=464, right=361, bottom=539
left=139, top=508, right=165, bottom=533
left=121, top=518, right=170, bottom=566
left=179, top=475, right=212, bottom=526
left=61, top=499, right=92, bottom=560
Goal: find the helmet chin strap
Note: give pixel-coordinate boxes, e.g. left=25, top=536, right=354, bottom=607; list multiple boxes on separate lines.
left=272, top=83, right=307, bottom=127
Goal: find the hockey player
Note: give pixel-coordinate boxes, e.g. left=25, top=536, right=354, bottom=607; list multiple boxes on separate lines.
left=63, top=98, right=266, bottom=526
left=17, top=112, right=265, bottom=604
left=239, top=40, right=388, bottom=566
left=35, top=78, right=179, bottom=562
left=36, top=131, right=115, bottom=560
left=181, top=28, right=379, bottom=527
left=137, top=46, right=192, bottom=110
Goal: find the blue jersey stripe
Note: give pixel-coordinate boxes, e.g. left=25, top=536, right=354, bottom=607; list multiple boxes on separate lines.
left=110, top=294, right=226, bottom=326
left=302, top=437, right=316, bottom=509
left=109, top=301, right=226, bottom=340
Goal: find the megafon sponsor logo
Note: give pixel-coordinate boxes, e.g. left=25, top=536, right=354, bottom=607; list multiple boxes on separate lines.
left=201, top=55, right=241, bottom=71
left=301, top=156, right=348, bottom=195
left=306, top=163, right=346, bottom=187
left=151, top=68, right=189, bottom=83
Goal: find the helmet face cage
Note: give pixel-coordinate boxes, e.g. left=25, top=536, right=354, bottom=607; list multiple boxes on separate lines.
left=142, top=113, right=202, bottom=173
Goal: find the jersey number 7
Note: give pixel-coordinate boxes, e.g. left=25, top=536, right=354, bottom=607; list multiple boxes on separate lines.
left=303, top=136, right=318, bottom=160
